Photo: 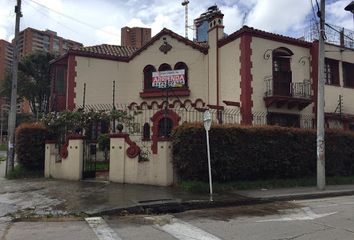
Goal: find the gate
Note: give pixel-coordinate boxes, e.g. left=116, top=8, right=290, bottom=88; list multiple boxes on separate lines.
left=82, top=139, right=97, bottom=179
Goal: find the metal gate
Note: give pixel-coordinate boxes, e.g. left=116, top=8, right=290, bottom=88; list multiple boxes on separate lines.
left=82, top=139, right=97, bottom=179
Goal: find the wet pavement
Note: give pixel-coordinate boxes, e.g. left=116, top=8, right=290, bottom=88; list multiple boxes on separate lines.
left=0, top=177, right=353, bottom=222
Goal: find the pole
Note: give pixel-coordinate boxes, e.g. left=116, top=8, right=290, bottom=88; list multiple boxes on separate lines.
left=112, top=81, right=116, bottom=133
left=6, top=0, right=22, bottom=176
left=317, top=0, right=325, bottom=190
left=83, top=83, right=86, bottom=110
left=206, top=128, right=213, bottom=201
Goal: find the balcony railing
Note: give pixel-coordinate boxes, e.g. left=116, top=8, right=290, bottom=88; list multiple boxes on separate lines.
left=265, top=77, right=311, bottom=99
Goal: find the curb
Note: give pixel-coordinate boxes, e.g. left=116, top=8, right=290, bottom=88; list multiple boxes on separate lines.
left=86, top=190, right=354, bottom=217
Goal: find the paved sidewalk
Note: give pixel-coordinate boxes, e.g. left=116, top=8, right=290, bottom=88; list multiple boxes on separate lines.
left=0, top=178, right=353, bottom=219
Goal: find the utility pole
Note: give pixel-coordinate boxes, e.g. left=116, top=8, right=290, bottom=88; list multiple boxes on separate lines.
left=317, top=0, right=326, bottom=190
left=6, top=0, right=22, bottom=176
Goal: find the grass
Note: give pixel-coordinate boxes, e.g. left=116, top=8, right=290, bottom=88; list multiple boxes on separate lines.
left=95, top=161, right=109, bottom=171
left=0, top=144, right=6, bottom=151
left=6, top=164, right=43, bottom=179
left=180, top=176, right=354, bottom=193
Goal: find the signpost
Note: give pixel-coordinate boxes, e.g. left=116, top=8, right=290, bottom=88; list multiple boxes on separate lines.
left=203, top=110, right=213, bottom=201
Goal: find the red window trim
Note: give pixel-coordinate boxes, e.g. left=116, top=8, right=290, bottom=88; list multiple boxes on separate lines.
left=140, top=88, right=190, bottom=98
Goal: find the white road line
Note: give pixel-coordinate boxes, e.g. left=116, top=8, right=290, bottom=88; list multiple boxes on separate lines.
left=256, top=207, right=337, bottom=223
left=85, top=217, right=122, bottom=240
left=155, top=218, right=222, bottom=240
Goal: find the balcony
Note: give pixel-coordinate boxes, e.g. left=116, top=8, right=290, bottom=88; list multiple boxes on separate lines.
left=264, top=76, right=312, bottom=110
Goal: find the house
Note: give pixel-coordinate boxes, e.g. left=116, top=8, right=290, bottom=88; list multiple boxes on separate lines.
left=46, top=12, right=354, bottom=185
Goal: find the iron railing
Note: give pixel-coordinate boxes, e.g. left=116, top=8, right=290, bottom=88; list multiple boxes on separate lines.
left=265, top=77, right=311, bottom=99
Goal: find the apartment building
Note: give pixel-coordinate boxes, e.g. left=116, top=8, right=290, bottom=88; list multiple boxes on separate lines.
left=0, top=40, right=13, bottom=82
left=17, top=27, right=83, bottom=58
left=121, top=27, right=151, bottom=48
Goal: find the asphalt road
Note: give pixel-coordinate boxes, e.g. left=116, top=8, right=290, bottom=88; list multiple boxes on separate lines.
left=1, top=195, right=353, bottom=240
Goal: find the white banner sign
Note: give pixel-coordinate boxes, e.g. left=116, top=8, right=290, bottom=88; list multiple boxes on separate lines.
left=152, top=69, right=185, bottom=88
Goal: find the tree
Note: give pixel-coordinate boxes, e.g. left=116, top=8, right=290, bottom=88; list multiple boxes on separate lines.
left=0, top=51, right=56, bottom=114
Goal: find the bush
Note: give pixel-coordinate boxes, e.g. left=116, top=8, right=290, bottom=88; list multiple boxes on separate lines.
left=6, top=164, right=43, bottom=179
left=16, top=123, right=48, bottom=171
left=172, top=123, right=354, bottom=182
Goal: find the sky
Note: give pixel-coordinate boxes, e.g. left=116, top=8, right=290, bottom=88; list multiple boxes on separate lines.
left=0, top=0, right=353, bottom=46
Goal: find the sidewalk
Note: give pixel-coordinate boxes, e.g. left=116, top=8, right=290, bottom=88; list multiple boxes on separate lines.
left=0, top=178, right=353, bottom=219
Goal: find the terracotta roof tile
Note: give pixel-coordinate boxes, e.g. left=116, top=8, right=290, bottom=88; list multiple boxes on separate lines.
left=75, top=44, right=137, bottom=58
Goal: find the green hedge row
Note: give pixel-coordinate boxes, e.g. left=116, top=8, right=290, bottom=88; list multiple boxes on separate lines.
left=16, top=123, right=48, bottom=171
left=172, top=124, right=354, bottom=182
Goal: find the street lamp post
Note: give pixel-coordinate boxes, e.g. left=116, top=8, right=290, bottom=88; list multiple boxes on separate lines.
left=345, top=1, right=354, bottom=29
left=203, top=109, right=213, bottom=201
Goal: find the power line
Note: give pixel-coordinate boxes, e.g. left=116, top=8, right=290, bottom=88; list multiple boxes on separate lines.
left=24, top=0, right=120, bottom=38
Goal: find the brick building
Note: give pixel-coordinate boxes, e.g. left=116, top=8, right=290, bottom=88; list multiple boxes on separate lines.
left=121, top=27, right=151, bottom=48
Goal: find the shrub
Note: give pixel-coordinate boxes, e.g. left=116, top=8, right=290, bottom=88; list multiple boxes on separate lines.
left=16, top=123, right=48, bottom=171
left=172, top=123, right=354, bottom=182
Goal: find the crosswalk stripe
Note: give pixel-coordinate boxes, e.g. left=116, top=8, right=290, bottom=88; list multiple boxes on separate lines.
left=155, top=217, right=222, bottom=240
left=85, top=217, right=122, bottom=240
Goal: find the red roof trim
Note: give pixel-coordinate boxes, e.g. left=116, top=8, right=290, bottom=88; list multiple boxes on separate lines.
left=218, top=26, right=312, bottom=48
left=129, top=28, right=208, bottom=60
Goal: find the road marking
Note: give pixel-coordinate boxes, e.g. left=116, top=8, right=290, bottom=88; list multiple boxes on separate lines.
left=257, top=207, right=337, bottom=222
left=154, top=217, right=222, bottom=240
left=85, top=217, right=122, bottom=240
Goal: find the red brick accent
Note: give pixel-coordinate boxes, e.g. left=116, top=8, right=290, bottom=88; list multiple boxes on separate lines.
left=222, top=101, right=240, bottom=107
left=239, top=34, right=253, bottom=125
left=311, top=41, right=319, bottom=119
left=67, top=54, right=77, bottom=110
left=140, top=88, right=190, bottom=98
left=109, top=133, right=141, bottom=158
left=67, top=134, right=84, bottom=140
left=150, top=110, right=180, bottom=154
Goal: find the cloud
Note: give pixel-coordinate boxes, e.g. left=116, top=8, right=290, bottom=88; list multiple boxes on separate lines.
left=245, top=0, right=312, bottom=33
left=0, top=0, right=352, bottom=47
left=95, top=26, right=121, bottom=45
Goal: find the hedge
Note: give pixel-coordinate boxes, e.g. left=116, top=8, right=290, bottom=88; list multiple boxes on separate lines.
left=16, top=123, right=48, bottom=171
left=172, top=123, right=354, bottom=182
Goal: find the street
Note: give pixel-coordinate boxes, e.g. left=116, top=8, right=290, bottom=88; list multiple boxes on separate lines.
left=1, top=195, right=353, bottom=240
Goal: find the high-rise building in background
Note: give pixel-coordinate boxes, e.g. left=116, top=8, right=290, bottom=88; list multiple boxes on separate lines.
left=0, top=27, right=83, bottom=113
left=0, top=40, right=13, bottom=82
left=121, top=27, right=151, bottom=48
left=16, top=27, right=83, bottom=58
left=194, top=5, right=222, bottom=42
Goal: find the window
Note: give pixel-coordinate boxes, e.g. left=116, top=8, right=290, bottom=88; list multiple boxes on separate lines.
left=174, top=62, right=188, bottom=87
left=141, top=63, right=190, bottom=98
left=343, top=62, right=354, bottom=88
left=143, top=65, right=156, bottom=90
left=267, top=112, right=300, bottom=128
left=324, top=58, right=339, bottom=85
left=55, top=66, right=65, bottom=94
left=158, top=117, right=173, bottom=138
left=143, top=123, right=150, bottom=140
left=158, top=63, right=172, bottom=71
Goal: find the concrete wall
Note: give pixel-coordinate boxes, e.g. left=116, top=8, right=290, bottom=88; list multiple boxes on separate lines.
left=45, top=139, right=83, bottom=180
left=109, top=135, right=174, bottom=186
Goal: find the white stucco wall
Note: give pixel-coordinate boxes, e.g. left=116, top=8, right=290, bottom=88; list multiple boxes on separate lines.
left=74, top=35, right=208, bottom=108
left=251, top=37, right=313, bottom=115
left=324, top=44, right=354, bottom=114
left=219, top=39, right=241, bottom=105
left=109, top=136, right=174, bottom=186
left=45, top=139, right=83, bottom=180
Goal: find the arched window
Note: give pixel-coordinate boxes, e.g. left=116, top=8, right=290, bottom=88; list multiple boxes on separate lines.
left=143, top=65, right=156, bottom=90
left=143, top=122, right=150, bottom=140
left=158, top=63, right=172, bottom=71
left=158, top=117, right=173, bottom=138
left=174, top=62, right=188, bottom=87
